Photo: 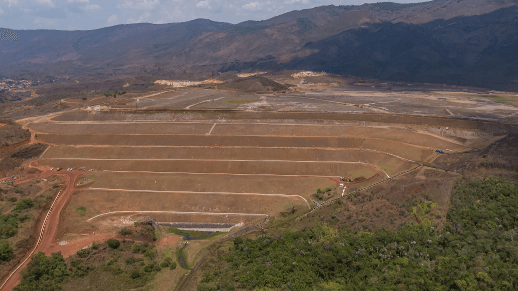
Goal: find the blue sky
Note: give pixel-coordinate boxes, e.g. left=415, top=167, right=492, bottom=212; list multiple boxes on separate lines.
left=0, top=0, right=429, bottom=31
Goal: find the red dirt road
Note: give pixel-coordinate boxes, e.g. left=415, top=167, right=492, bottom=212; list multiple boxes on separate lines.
left=43, top=232, right=116, bottom=258
left=0, top=161, right=80, bottom=291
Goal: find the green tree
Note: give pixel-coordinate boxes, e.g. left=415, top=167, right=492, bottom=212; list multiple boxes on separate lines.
left=14, top=198, right=34, bottom=211
left=14, top=251, right=70, bottom=291
left=107, top=238, right=120, bottom=249
left=0, top=243, right=13, bottom=261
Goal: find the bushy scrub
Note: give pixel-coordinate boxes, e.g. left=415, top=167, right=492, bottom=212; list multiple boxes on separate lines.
left=107, top=238, right=120, bottom=249
left=199, top=178, right=518, bottom=290
left=14, top=198, right=33, bottom=211
left=14, top=252, right=70, bottom=291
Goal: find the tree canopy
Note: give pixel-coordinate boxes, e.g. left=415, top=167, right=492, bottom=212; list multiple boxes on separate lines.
left=199, top=178, right=518, bottom=290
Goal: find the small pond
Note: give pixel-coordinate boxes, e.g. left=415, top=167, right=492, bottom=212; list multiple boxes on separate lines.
left=177, top=231, right=214, bottom=241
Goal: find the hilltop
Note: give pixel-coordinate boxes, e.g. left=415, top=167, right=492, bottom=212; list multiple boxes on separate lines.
left=0, top=0, right=517, bottom=90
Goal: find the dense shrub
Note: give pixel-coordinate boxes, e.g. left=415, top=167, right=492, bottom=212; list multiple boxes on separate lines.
left=130, top=271, right=142, bottom=279
left=125, top=256, right=136, bottom=265
left=14, top=198, right=34, bottom=211
left=76, top=249, right=90, bottom=258
left=120, top=227, right=132, bottom=236
left=144, top=249, right=154, bottom=259
left=75, top=206, right=86, bottom=216
left=0, top=213, right=18, bottom=239
left=0, top=243, right=13, bottom=261
left=107, top=238, right=120, bottom=249
left=200, top=178, right=518, bottom=291
left=160, top=257, right=173, bottom=268
left=131, top=244, right=140, bottom=253
left=169, top=262, right=177, bottom=270
left=14, top=252, right=70, bottom=291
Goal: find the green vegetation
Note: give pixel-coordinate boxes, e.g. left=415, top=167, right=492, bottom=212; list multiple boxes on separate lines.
left=176, top=245, right=189, bottom=269
left=1, top=198, right=41, bottom=240
left=315, top=187, right=335, bottom=201
left=198, top=178, right=518, bottom=290
left=14, top=252, right=70, bottom=291
left=75, top=206, right=86, bottom=216
left=408, top=200, right=438, bottom=227
left=469, top=94, right=518, bottom=106
left=0, top=243, right=13, bottom=261
left=167, top=227, right=205, bottom=238
left=0, top=195, right=50, bottom=263
left=0, top=212, right=20, bottom=239
left=15, top=240, right=172, bottom=290
left=166, top=227, right=219, bottom=240
left=103, top=91, right=126, bottom=98
left=76, top=249, right=90, bottom=258
left=107, top=238, right=120, bottom=249
left=120, top=227, right=132, bottom=236
left=14, top=198, right=34, bottom=211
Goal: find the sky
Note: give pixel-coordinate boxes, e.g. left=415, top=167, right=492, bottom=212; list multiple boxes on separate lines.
left=0, top=0, right=429, bottom=31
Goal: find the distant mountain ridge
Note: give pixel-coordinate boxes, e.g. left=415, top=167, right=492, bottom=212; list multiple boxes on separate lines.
left=1, top=0, right=517, bottom=90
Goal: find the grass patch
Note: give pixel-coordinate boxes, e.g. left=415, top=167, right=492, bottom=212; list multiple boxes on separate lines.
left=480, top=159, right=496, bottom=167
left=75, top=206, right=86, bottom=216
left=176, top=245, right=189, bottom=269
left=166, top=227, right=218, bottom=240
left=470, top=94, right=518, bottom=106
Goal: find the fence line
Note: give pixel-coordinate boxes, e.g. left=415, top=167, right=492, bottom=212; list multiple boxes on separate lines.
left=0, top=189, right=62, bottom=290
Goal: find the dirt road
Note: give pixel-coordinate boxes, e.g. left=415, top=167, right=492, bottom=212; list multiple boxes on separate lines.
left=0, top=161, right=80, bottom=291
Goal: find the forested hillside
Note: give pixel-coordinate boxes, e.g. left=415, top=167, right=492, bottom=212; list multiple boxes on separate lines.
left=197, top=178, right=518, bottom=290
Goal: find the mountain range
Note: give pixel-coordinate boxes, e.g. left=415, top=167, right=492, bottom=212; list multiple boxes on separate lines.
left=1, top=0, right=517, bottom=90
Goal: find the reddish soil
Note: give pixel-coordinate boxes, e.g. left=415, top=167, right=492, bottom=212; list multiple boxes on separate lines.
left=39, top=159, right=378, bottom=178
left=0, top=139, right=31, bottom=157
left=49, top=111, right=507, bottom=133
left=0, top=160, right=81, bottom=291
left=36, top=134, right=447, bottom=162
left=67, top=189, right=308, bottom=217
left=0, top=118, right=475, bottom=290
left=78, top=172, right=337, bottom=196
left=44, top=232, right=116, bottom=258
left=43, top=145, right=403, bottom=161
left=29, top=122, right=463, bottom=149
left=28, top=122, right=213, bottom=135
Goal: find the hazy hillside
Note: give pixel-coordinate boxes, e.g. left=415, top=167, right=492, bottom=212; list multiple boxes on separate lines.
left=1, top=0, right=517, bottom=90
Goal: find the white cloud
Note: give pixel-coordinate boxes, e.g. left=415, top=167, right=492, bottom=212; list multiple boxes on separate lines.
left=119, top=0, right=160, bottom=10
left=196, top=0, right=209, bottom=8
left=83, top=4, right=100, bottom=10
left=127, top=11, right=152, bottom=23
left=285, top=0, right=309, bottom=4
left=36, top=0, right=55, bottom=7
left=68, top=0, right=89, bottom=2
left=0, top=7, right=3, bottom=14
left=107, top=14, right=119, bottom=26
left=242, top=1, right=260, bottom=10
